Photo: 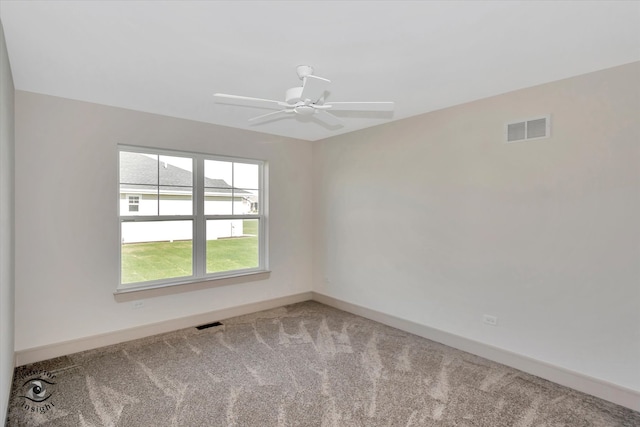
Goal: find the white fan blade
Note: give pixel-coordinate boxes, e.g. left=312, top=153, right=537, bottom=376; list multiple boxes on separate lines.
left=214, top=93, right=287, bottom=110
left=249, top=110, right=293, bottom=123
left=327, top=101, right=395, bottom=112
left=314, top=110, right=343, bottom=127
left=300, top=75, right=331, bottom=102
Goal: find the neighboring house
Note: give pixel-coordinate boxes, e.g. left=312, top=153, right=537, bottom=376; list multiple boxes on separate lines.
left=119, top=152, right=255, bottom=243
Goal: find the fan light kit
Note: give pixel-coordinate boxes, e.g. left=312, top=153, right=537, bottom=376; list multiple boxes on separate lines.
left=213, top=65, right=394, bottom=127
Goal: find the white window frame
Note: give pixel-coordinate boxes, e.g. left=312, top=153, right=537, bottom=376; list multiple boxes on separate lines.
left=117, top=145, right=268, bottom=292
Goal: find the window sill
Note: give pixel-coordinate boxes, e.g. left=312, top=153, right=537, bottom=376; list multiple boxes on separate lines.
left=113, top=270, right=271, bottom=301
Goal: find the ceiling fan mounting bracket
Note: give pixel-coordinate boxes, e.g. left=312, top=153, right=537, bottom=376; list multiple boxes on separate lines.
left=296, top=65, right=314, bottom=80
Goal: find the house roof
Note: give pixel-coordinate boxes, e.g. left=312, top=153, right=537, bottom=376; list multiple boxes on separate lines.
left=119, top=151, right=252, bottom=196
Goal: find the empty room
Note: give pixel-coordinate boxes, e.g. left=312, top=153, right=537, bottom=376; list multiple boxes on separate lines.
left=0, top=1, right=639, bottom=426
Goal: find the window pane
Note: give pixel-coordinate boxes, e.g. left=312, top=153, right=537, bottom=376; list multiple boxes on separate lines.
left=204, top=189, right=256, bottom=215
left=206, top=219, right=259, bottom=274
left=120, top=152, right=158, bottom=185
left=158, top=155, right=193, bottom=215
left=159, top=155, right=193, bottom=186
left=204, top=191, right=234, bottom=215
left=159, top=187, right=193, bottom=215
left=205, top=160, right=232, bottom=185
left=120, top=151, right=160, bottom=215
left=233, top=163, right=259, bottom=190
left=121, top=220, right=193, bottom=284
left=120, top=191, right=157, bottom=216
left=204, top=160, right=233, bottom=215
left=237, top=188, right=259, bottom=214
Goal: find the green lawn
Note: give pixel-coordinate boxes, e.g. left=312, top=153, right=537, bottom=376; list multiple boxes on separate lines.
left=121, top=229, right=258, bottom=284
left=243, top=219, right=258, bottom=236
left=206, top=235, right=258, bottom=274
left=121, top=240, right=193, bottom=284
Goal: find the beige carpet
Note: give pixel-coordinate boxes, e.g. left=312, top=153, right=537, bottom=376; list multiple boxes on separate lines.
left=7, top=301, right=640, bottom=426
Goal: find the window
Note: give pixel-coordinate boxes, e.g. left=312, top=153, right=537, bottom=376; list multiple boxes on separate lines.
left=118, top=146, right=267, bottom=290
left=127, top=195, right=140, bottom=212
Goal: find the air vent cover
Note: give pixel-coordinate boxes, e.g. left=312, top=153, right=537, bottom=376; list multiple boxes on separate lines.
left=506, top=115, right=550, bottom=143
left=196, top=321, right=223, bottom=330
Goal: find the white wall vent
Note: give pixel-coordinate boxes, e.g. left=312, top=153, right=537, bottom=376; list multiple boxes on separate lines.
left=505, top=115, right=550, bottom=143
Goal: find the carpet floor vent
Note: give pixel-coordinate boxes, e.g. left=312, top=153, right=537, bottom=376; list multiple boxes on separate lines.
left=196, top=321, right=223, bottom=330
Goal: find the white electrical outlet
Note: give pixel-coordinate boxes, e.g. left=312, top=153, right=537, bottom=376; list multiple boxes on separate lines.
left=483, top=314, right=498, bottom=326
left=132, top=301, right=144, bottom=309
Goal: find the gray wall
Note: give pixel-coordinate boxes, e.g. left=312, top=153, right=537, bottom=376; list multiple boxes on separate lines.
left=0, top=19, right=15, bottom=423
left=14, top=92, right=313, bottom=352
left=313, top=62, right=640, bottom=391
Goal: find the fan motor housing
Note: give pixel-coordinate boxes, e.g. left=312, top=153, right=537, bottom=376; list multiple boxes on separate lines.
left=294, top=105, right=315, bottom=116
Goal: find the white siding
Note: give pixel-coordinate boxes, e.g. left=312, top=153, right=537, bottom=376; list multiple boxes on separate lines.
left=121, top=220, right=244, bottom=243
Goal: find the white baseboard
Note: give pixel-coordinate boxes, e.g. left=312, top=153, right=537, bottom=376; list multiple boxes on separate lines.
left=15, top=292, right=313, bottom=367
left=312, top=292, right=640, bottom=413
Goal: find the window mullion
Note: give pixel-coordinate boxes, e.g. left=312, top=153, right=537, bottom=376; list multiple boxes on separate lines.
left=231, top=162, right=235, bottom=215
left=194, top=156, right=206, bottom=277
left=156, top=155, right=160, bottom=215
left=259, top=162, right=267, bottom=270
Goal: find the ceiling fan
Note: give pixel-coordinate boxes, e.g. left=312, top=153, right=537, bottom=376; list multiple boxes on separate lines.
left=213, top=65, right=394, bottom=127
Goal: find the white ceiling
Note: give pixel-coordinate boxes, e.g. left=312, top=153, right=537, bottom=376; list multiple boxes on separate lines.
left=1, top=1, right=639, bottom=141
